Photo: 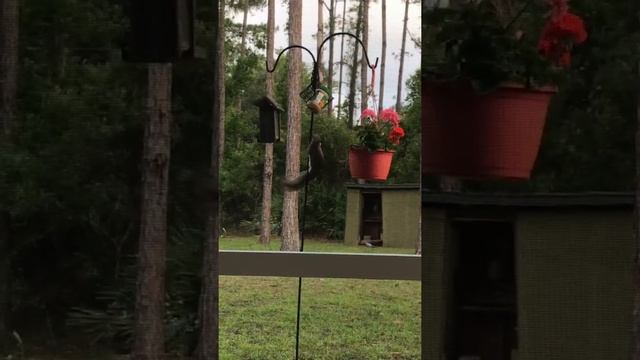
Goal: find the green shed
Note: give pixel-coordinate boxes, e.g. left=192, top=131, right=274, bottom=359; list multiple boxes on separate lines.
left=421, top=191, right=634, bottom=360
left=344, top=183, right=420, bottom=248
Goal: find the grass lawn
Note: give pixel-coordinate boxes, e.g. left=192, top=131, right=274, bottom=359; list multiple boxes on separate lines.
left=220, top=236, right=417, bottom=254
left=220, top=236, right=421, bottom=360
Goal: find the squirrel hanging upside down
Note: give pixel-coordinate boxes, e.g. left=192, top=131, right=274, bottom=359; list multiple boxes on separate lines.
left=282, top=136, right=325, bottom=190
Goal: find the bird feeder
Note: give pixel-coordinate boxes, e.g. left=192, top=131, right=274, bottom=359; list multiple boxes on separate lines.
left=253, top=95, right=284, bottom=143
left=306, top=85, right=332, bottom=113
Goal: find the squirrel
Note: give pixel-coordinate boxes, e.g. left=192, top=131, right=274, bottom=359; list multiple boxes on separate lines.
left=282, top=135, right=325, bottom=190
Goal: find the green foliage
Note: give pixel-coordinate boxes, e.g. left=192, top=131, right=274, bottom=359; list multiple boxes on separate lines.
left=388, top=72, right=421, bottom=184
left=424, top=0, right=571, bottom=91
left=67, top=228, right=204, bottom=354
left=353, top=119, right=395, bottom=152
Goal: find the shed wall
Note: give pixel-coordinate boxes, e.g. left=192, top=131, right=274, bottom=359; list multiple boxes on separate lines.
left=382, top=190, right=420, bottom=248
left=516, top=210, right=633, bottom=360
left=421, top=206, right=634, bottom=360
left=421, top=207, right=449, bottom=360
left=344, top=189, right=362, bottom=246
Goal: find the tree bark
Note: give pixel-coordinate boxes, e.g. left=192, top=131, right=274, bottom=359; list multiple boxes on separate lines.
left=395, top=0, right=409, bottom=112
left=0, top=0, right=18, bottom=352
left=196, top=0, right=225, bottom=358
left=336, top=0, right=347, bottom=121
left=0, top=213, right=9, bottom=352
left=317, top=0, right=323, bottom=70
left=259, top=0, right=276, bottom=245
left=633, top=60, right=640, bottom=360
left=132, top=63, right=173, bottom=360
left=280, top=0, right=303, bottom=252
left=240, top=0, right=249, bottom=56
left=360, top=0, right=369, bottom=110
left=347, top=1, right=363, bottom=127
left=327, top=0, right=336, bottom=115
left=378, top=0, right=387, bottom=113
left=0, top=0, right=17, bottom=138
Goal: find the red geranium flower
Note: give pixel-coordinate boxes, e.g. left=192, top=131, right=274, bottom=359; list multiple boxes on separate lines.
left=538, top=10, right=587, bottom=67
left=379, top=108, right=401, bottom=127
left=388, top=126, right=405, bottom=145
left=360, top=108, right=377, bottom=121
left=354, top=108, right=406, bottom=151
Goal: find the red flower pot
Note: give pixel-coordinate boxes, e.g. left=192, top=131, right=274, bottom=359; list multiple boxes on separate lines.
left=422, top=80, right=556, bottom=180
left=348, top=148, right=394, bottom=181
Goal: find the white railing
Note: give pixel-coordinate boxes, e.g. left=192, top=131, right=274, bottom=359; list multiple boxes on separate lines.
left=220, top=250, right=421, bottom=281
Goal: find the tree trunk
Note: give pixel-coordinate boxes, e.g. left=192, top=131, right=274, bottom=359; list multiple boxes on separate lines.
left=347, top=1, right=363, bottom=127
left=378, top=0, right=387, bottom=113
left=280, top=0, right=303, bottom=252
left=196, top=0, right=225, bottom=358
left=259, top=0, right=276, bottom=245
left=0, top=0, right=17, bottom=138
left=360, top=0, right=369, bottom=110
left=336, top=0, right=347, bottom=121
left=0, top=1, right=18, bottom=348
left=0, top=2, right=17, bottom=353
left=317, top=0, right=323, bottom=69
left=395, top=0, right=409, bottom=112
left=633, top=60, right=640, bottom=360
left=132, top=63, right=173, bottom=360
left=240, top=0, right=249, bottom=55
left=327, top=0, right=336, bottom=115
left=0, top=213, right=9, bottom=352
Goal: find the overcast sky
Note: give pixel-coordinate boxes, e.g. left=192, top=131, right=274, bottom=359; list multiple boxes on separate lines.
left=231, top=0, right=421, bottom=110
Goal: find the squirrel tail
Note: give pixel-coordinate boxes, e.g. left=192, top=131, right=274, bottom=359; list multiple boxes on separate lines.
left=282, top=171, right=309, bottom=190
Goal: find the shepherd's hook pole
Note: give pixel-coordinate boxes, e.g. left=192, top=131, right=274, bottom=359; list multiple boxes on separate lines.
left=267, top=33, right=377, bottom=360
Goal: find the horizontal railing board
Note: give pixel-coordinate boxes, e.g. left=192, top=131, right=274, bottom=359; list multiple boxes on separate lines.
left=220, top=250, right=421, bottom=281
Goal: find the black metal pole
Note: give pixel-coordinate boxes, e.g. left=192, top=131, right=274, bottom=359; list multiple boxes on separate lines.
left=266, top=33, right=376, bottom=360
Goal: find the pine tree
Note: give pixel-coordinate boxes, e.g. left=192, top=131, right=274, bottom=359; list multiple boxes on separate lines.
left=280, top=0, right=303, bottom=251
left=196, top=0, right=225, bottom=358
left=132, top=62, right=173, bottom=360
left=0, top=0, right=18, bottom=350
left=259, top=0, right=276, bottom=245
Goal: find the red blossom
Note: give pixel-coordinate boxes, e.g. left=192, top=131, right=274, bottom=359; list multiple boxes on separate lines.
left=538, top=10, right=587, bottom=67
left=360, top=108, right=377, bottom=121
left=388, top=126, right=405, bottom=145
left=379, top=108, right=401, bottom=127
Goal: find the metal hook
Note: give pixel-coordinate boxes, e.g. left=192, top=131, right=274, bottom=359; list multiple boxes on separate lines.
left=266, top=45, right=317, bottom=73
left=318, top=32, right=379, bottom=70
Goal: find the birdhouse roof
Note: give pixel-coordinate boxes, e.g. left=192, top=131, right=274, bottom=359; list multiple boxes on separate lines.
left=253, top=95, right=284, bottom=112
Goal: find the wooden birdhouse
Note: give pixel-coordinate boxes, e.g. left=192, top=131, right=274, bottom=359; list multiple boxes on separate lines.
left=253, top=95, right=284, bottom=143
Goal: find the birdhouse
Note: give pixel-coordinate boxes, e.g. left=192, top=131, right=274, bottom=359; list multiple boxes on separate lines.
left=253, top=95, right=284, bottom=143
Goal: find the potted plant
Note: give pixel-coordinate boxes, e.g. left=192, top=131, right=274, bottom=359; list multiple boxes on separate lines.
left=349, top=108, right=406, bottom=181
left=422, top=0, right=587, bottom=179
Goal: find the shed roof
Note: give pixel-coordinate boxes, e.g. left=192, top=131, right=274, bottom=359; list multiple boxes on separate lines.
left=422, top=191, right=634, bottom=209
left=345, top=183, right=420, bottom=191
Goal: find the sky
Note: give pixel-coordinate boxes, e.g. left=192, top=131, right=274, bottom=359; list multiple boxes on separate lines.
left=231, top=0, right=422, bottom=110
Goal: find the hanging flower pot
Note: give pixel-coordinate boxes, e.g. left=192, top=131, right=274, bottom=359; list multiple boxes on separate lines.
left=422, top=0, right=588, bottom=180
left=349, top=108, right=405, bottom=181
left=422, top=80, right=556, bottom=180
left=348, top=147, right=394, bottom=181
